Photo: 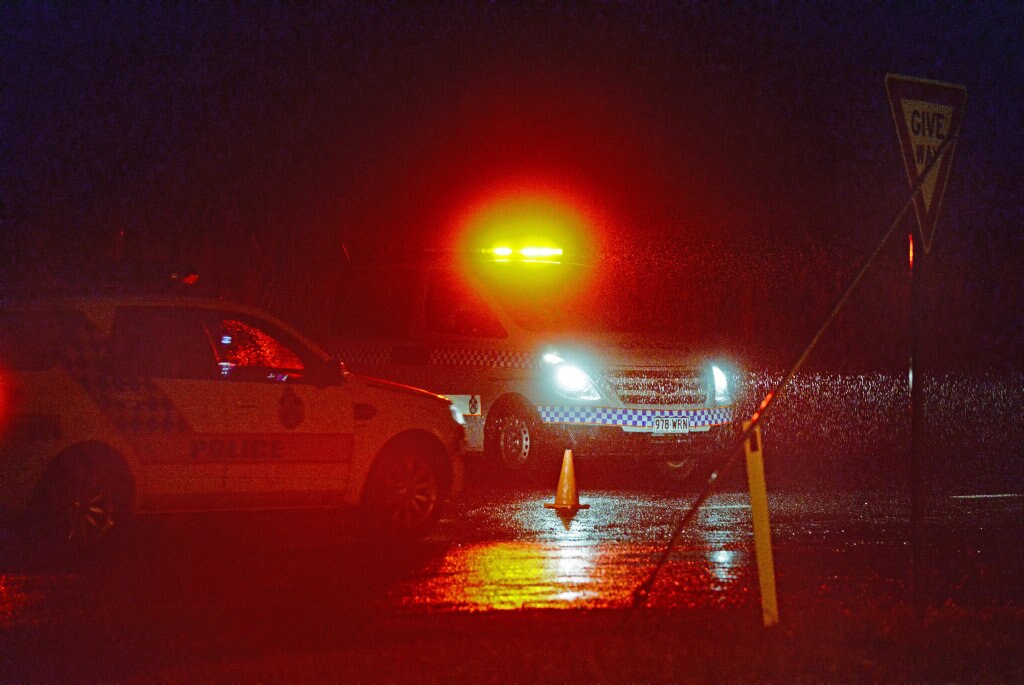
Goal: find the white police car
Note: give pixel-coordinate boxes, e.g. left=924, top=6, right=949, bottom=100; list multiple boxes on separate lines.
left=0, top=295, right=465, bottom=550
left=311, top=247, right=740, bottom=478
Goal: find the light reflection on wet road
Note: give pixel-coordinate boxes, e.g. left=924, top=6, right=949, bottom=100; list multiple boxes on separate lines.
left=387, top=491, right=759, bottom=612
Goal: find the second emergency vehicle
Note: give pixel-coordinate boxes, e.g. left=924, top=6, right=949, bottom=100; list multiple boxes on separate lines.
left=313, top=247, right=741, bottom=479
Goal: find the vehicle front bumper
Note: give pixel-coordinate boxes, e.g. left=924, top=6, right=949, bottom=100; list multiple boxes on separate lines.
left=537, top=404, right=739, bottom=460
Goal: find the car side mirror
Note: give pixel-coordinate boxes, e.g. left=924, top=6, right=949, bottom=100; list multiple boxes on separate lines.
left=310, top=358, right=345, bottom=388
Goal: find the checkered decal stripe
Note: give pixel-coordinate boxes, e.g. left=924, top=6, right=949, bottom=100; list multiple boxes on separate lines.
left=333, top=345, right=535, bottom=369
left=429, top=348, right=535, bottom=368
left=333, top=345, right=391, bottom=366
left=538, top=405, right=734, bottom=428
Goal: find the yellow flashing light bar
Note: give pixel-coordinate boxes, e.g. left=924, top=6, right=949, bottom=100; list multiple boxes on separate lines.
left=520, top=246, right=562, bottom=258
left=486, top=246, right=563, bottom=263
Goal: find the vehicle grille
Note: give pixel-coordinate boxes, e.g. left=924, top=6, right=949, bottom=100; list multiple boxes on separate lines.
left=601, top=367, right=708, bottom=406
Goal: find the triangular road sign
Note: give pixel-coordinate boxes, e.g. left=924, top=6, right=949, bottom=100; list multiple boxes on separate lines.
left=886, top=74, right=967, bottom=253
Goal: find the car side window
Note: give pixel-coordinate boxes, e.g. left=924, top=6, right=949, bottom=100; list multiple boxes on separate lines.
left=206, top=315, right=306, bottom=383
left=425, top=270, right=507, bottom=339
left=109, top=307, right=217, bottom=380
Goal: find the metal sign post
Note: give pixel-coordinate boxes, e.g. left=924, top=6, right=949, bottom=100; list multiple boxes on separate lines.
left=886, top=74, right=966, bottom=606
left=743, top=421, right=779, bottom=627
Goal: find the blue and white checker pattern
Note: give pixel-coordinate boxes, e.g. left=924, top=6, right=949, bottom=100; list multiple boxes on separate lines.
left=429, top=348, right=535, bottom=369
left=538, top=405, right=734, bottom=429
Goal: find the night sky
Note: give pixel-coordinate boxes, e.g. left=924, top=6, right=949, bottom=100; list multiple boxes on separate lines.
left=2, top=3, right=1022, bottom=368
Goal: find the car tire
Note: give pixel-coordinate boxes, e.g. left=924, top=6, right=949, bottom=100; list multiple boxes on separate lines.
left=360, top=441, right=446, bottom=542
left=485, top=400, right=553, bottom=474
left=27, top=452, right=131, bottom=554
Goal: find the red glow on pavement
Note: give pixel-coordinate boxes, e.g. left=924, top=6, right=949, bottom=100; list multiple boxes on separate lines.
left=384, top=494, right=750, bottom=612
left=0, top=575, right=23, bottom=625
left=0, top=574, right=78, bottom=628
left=388, top=538, right=749, bottom=612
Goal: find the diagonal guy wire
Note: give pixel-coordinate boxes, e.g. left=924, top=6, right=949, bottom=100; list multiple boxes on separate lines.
left=627, top=120, right=964, bottom=614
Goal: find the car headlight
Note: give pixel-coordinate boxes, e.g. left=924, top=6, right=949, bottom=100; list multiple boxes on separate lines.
left=554, top=364, right=602, bottom=401
left=712, top=365, right=731, bottom=403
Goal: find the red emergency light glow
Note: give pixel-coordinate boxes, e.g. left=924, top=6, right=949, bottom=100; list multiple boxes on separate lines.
left=452, top=178, right=605, bottom=262
left=908, top=232, right=914, bottom=270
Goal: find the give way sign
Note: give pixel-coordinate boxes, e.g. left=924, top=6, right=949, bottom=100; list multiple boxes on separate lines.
left=885, top=74, right=967, bottom=254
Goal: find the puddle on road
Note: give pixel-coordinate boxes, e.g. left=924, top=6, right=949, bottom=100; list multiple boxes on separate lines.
left=0, top=573, right=83, bottom=628
left=386, top=539, right=753, bottom=611
left=387, top=492, right=754, bottom=611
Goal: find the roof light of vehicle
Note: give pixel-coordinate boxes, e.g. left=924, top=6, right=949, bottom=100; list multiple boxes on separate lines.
left=484, top=245, right=562, bottom=263
left=554, top=364, right=601, bottom=401
left=712, top=365, right=730, bottom=403
left=542, top=352, right=565, bottom=365
left=519, top=246, right=563, bottom=259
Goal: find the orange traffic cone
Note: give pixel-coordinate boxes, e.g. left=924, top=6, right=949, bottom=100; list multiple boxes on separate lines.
left=544, top=449, right=590, bottom=511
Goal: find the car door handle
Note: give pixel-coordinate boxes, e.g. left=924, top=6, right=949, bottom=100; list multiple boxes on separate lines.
left=235, top=402, right=259, bottom=409
left=354, top=403, right=377, bottom=420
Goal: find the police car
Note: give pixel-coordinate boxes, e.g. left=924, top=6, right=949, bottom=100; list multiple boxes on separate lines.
left=312, top=246, right=740, bottom=479
left=0, top=295, right=465, bottom=550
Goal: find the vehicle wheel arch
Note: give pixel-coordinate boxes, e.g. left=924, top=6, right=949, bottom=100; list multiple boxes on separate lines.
left=357, top=429, right=452, bottom=541
left=361, top=430, right=453, bottom=501
left=484, top=393, right=540, bottom=430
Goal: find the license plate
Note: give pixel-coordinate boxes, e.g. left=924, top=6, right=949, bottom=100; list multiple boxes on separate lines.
left=652, top=417, right=689, bottom=434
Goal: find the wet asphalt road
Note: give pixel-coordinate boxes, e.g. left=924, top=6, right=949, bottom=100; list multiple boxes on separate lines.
left=1, top=459, right=1021, bottom=681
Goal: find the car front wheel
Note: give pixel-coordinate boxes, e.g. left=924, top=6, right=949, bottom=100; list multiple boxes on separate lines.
left=485, top=401, right=554, bottom=474
left=361, top=443, right=445, bottom=542
left=28, top=454, right=131, bottom=553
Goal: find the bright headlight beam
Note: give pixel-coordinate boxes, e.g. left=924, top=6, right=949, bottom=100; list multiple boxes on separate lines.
left=556, top=365, right=590, bottom=392
left=553, top=364, right=601, bottom=401
left=712, top=365, right=729, bottom=402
